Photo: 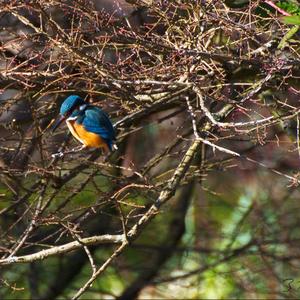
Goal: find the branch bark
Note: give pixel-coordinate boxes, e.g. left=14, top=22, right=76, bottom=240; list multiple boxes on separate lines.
left=0, top=234, right=124, bottom=266
left=71, top=139, right=201, bottom=299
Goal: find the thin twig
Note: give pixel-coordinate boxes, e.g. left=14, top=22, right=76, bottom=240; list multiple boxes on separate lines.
left=71, top=139, right=202, bottom=299
left=264, top=0, right=291, bottom=16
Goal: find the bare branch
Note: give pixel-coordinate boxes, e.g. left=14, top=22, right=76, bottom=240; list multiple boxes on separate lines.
left=0, top=235, right=125, bottom=266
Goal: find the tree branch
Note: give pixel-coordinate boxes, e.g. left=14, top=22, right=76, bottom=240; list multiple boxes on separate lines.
left=0, top=234, right=125, bottom=266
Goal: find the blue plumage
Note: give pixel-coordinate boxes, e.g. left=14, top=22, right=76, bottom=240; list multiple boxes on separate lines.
left=53, top=95, right=116, bottom=151
left=78, top=106, right=116, bottom=150
left=60, top=95, right=85, bottom=116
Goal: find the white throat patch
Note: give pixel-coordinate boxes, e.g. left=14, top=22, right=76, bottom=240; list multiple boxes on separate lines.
left=67, top=116, right=78, bottom=121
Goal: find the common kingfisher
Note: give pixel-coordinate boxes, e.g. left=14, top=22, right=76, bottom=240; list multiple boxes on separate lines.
left=52, top=95, right=116, bottom=154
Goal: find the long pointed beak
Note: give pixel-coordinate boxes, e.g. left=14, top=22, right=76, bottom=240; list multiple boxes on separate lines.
left=52, top=115, right=66, bottom=132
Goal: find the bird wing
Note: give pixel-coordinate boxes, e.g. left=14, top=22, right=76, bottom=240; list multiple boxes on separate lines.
left=82, top=107, right=116, bottom=142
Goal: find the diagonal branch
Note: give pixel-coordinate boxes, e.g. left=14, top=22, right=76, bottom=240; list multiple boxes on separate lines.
left=71, top=139, right=202, bottom=299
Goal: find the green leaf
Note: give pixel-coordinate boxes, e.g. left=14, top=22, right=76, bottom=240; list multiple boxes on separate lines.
left=281, top=15, right=300, bottom=25
left=277, top=1, right=300, bottom=15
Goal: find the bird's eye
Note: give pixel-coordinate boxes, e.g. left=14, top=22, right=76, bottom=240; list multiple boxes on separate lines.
left=65, top=110, right=72, bottom=117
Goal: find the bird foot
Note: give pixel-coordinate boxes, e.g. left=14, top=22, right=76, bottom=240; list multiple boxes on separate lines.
left=51, top=151, right=64, bottom=158
left=51, top=146, right=86, bottom=159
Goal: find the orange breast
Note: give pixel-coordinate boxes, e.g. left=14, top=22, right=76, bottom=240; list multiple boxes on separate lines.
left=66, top=120, right=109, bottom=151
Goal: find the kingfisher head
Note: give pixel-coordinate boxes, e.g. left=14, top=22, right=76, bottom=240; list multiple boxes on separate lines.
left=52, top=95, right=87, bottom=132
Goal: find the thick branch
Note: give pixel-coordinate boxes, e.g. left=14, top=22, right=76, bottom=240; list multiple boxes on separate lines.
left=0, top=234, right=125, bottom=266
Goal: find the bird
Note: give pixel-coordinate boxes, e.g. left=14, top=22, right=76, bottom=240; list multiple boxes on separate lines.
left=52, top=95, right=116, bottom=155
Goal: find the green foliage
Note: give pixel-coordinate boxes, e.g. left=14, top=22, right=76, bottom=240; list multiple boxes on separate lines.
left=277, top=1, right=300, bottom=25
left=277, top=0, right=300, bottom=15
left=200, top=267, right=235, bottom=299
left=282, top=15, right=300, bottom=25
